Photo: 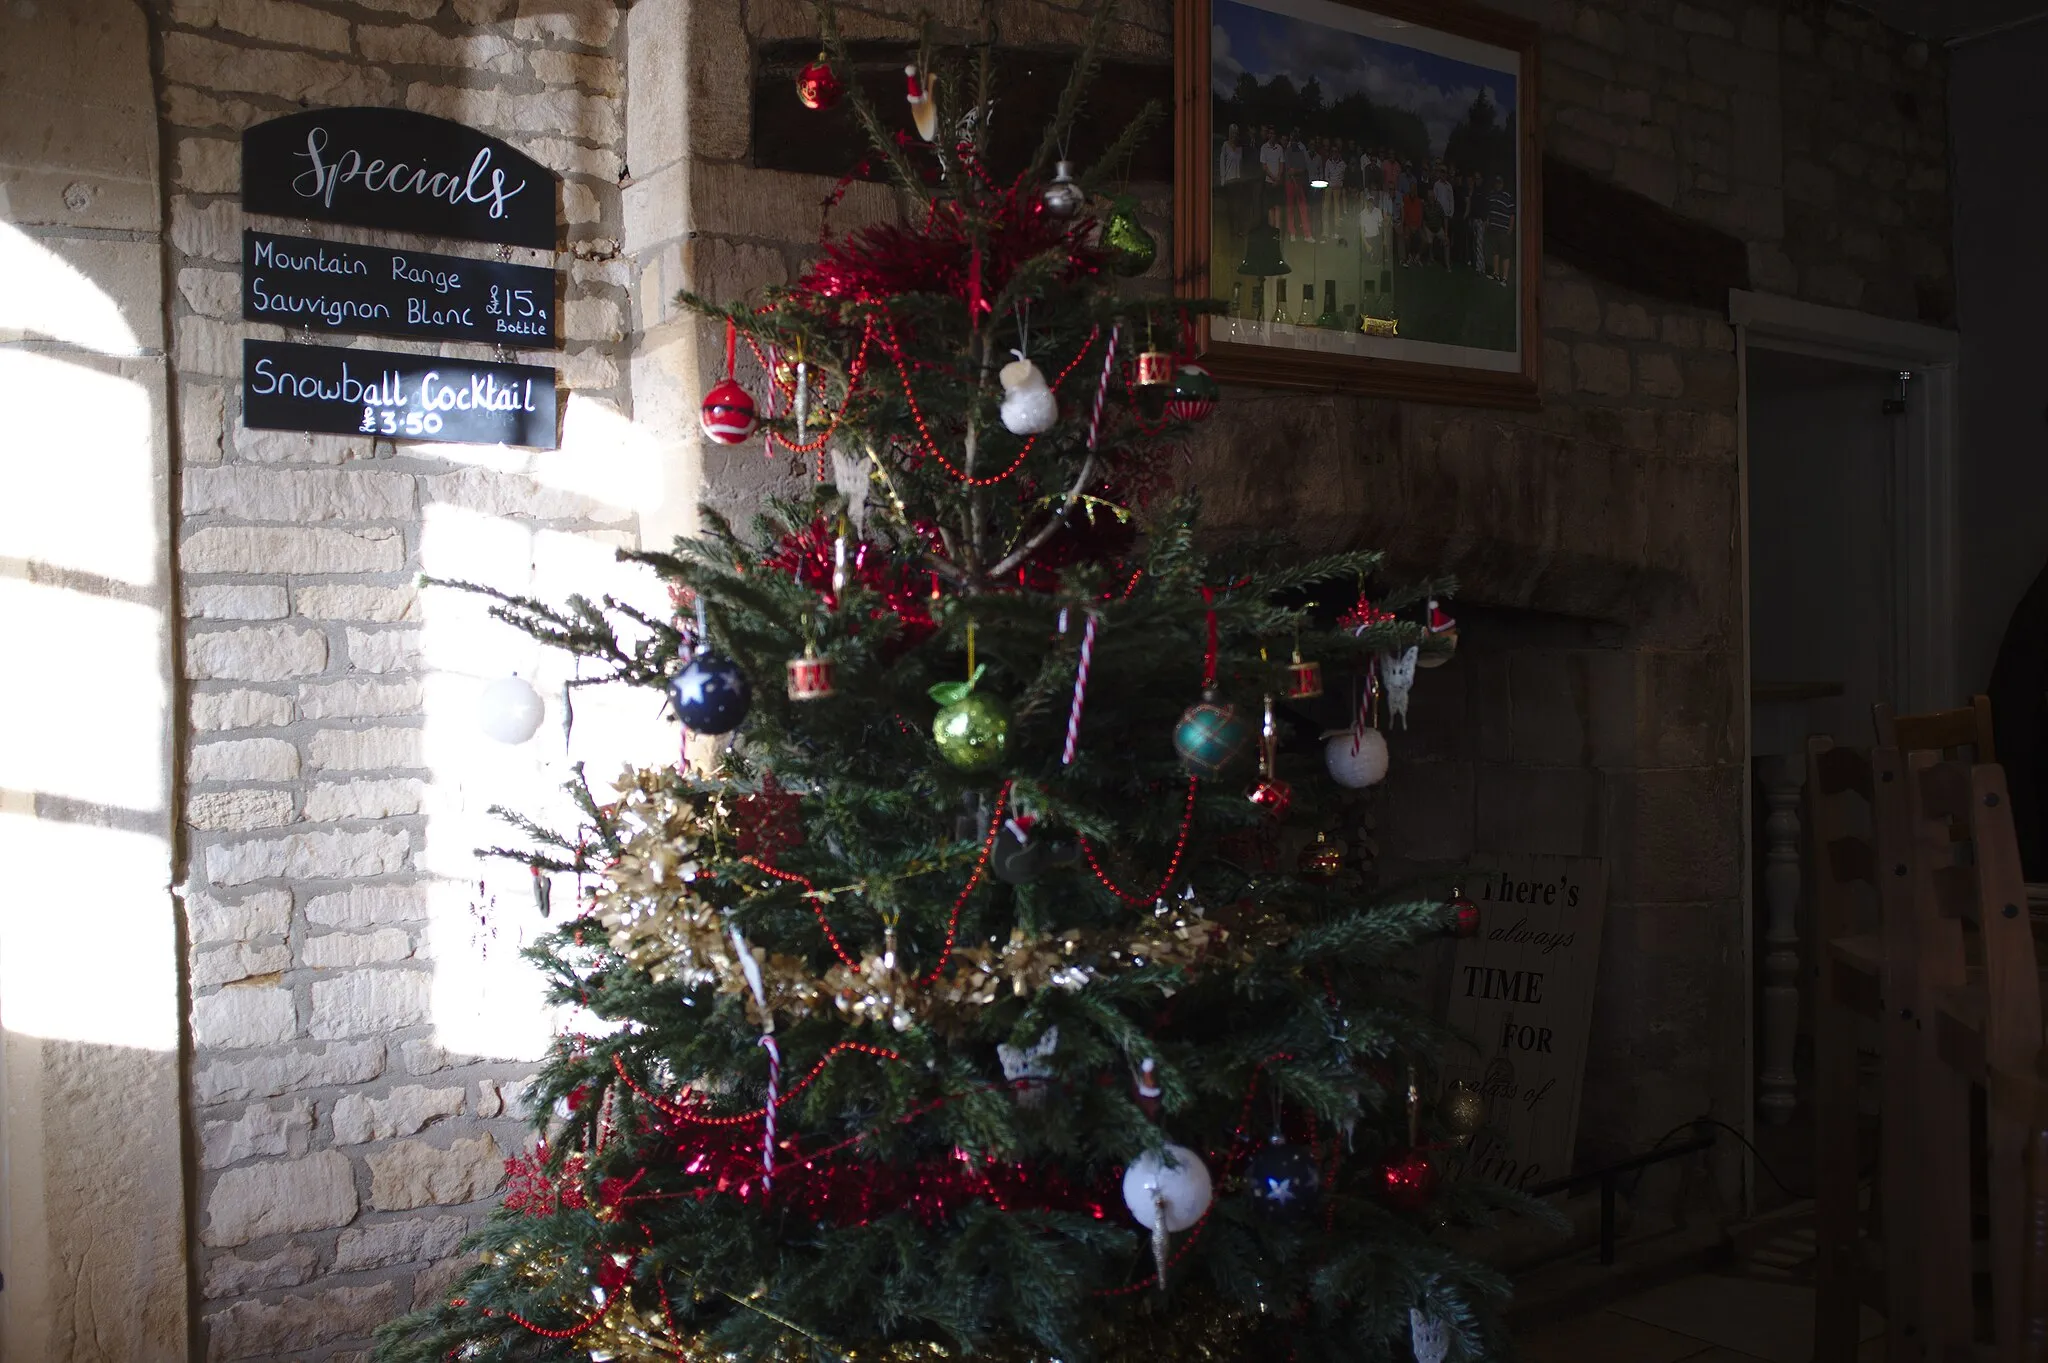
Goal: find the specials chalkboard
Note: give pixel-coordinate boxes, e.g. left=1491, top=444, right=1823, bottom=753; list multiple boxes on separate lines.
left=243, top=339, right=558, bottom=449
left=242, top=231, right=559, bottom=346
left=242, top=108, right=557, bottom=249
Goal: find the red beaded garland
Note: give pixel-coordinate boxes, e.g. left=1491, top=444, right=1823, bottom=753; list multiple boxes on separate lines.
left=1078, top=777, right=1200, bottom=905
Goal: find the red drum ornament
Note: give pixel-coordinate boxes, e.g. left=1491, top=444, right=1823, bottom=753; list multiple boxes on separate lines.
left=795, top=53, right=842, bottom=110
left=700, top=378, right=758, bottom=444
left=1284, top=652, right=1323, bottom=701
left=1133, top=349, right=1174, bottom=388
left=786, top=648, right=835, bottom=701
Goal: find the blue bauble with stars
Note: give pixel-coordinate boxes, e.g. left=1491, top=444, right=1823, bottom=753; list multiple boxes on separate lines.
left=667, top=650, right=751, bottom=734
left=1245, top=1136, right=1321, bottom=1218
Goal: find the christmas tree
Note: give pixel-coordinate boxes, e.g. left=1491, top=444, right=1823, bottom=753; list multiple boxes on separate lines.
left=377, top=10, right=1525, bottom=1361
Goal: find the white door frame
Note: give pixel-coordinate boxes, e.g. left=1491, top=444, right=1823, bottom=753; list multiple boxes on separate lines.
left=1729, top=287, right=1960, bottom=1211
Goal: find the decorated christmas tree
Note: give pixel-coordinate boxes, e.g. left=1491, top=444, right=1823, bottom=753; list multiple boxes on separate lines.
left=377, top=10, right=1523, bottom=1361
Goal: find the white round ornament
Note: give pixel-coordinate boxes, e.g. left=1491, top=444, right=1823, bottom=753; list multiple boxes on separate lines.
left=1324, top=727, right=1389, bottom=788
left=478, top=676, right=545, bottom=744
left=998, top=353, right=1058, bottom=436
left=1121, top=1143, right=1212, bottom=1232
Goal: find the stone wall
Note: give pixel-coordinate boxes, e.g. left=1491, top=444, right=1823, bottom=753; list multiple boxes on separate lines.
left=152, top=1, right=654, bottom=1357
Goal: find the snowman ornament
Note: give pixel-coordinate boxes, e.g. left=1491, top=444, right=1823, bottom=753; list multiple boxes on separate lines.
left=998, top=350, right=1058, bottom=436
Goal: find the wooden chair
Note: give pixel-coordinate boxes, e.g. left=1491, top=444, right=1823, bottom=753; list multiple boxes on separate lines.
left=1814, top=697, right=2011, bottom=1363
left=1880, top=697, right=2048, bottom=1363
left=1810, top=735, right=1924, bottom=1363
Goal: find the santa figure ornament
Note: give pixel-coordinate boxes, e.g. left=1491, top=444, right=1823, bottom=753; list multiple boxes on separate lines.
left=904, top=65, right=939, bottom=142
left=700, top=320, right=758, bottom=445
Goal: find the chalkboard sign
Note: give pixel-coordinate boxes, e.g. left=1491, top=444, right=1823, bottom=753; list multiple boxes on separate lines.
left=243, top=231, right=559, bottom=347
left=242, top=108, right=557, bottom=249
left=243, top=339, right=558, bottom=449
left=1439, top=855, right=1608, bottom=1194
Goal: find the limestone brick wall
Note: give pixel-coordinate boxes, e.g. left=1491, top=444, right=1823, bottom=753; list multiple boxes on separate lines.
left=152, top=1, right=651, bottom=1357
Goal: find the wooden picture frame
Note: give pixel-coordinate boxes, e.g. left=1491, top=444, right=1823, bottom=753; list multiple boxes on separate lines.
left=1174, top=0, right=1541, bottom=405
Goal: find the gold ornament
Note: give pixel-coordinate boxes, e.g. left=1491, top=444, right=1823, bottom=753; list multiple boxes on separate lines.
left=1296, top=832, right=1342, bottom=881
left=1437, top=1080, right=1485, bottom=1144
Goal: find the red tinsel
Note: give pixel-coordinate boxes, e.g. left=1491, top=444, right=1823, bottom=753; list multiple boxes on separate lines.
left=732, top=773, right=803, bottom=862
left=503, top=1146, right=589, bottom=1218
left=760, top=517, right=939, bottom=648
left=793, top=180, right=1103, bottom=315
left=658, top=1120, right=1112, bottom=1228
left=1338, top=594, right=1395, bottom=632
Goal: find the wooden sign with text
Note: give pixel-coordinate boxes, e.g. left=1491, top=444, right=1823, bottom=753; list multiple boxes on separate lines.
left=1440, top=855, right=1607, bottom=1193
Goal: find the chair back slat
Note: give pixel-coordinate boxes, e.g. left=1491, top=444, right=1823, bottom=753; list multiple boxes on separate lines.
left=1930, top=862, right=1979, bottom=922
left=1918, top=759, right=1975, bottom=823
left=1825, top=834, right=1875, bottom=887
left=1814, top=743, right=1874, bottom=798
left=1875, top=694, right=1997, bottom=762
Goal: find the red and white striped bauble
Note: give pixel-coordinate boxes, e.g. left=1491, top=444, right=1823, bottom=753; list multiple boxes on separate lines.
left=700, top=378, right=758, bottom=444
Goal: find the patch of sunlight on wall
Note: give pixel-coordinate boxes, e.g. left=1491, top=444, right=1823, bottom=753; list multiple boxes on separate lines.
left=0, top=813, right=175, bottom=1049
left=398, top=391, right=664, bottom=511
left=0, top=352, right=158, bottom=586
left=0, top=223, right=142, bottom=355
left=0, top=580, right=164, bottom=810
left=415, top=474, right=675, bottom=1060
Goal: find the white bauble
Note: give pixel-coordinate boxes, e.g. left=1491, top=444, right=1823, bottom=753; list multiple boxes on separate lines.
left=1324, top=727, right=1389, bottom=788
left=478, top=676, right=545, bottom=744
left=1121, top=1143, right=1212, bottom=1232
left=998, top=355, right=1058, bottom=435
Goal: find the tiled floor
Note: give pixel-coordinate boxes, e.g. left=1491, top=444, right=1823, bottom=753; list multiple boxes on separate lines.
left=1516, top=1271, right=1884, bottom=1363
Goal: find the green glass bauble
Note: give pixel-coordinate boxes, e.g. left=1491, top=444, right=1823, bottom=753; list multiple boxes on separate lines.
left=1104, top=203, right=1157, bottom=278
left=930, top=666, right=1010, bottom=771
left=1173, top=692, right=1250, bottom=777
left=934, top=692, right=1010, bottom=770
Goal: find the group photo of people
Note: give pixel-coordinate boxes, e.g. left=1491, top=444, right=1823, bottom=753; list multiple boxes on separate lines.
left=1208, top=0, right=1521, bottom=355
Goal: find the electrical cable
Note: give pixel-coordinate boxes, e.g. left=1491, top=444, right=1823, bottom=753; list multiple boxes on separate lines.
left=1632, top=1115, right=1798, bottom=1199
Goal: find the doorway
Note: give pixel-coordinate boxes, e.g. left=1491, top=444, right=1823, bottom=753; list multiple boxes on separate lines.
left=1731, top=288, right=1959, bottom=1216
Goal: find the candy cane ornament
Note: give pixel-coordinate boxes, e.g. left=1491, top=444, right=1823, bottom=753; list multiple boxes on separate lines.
left=757, top=1034, right=781, bottom=1188
left=1062, top=611, right=1099, bottom=765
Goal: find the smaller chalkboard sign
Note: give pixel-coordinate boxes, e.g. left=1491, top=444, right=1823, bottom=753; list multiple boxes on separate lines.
left=243, top=231, right=559, bottom=347
left=243, top=108, right=557, bottom=249
left=243, top=339, right=557, bottom=449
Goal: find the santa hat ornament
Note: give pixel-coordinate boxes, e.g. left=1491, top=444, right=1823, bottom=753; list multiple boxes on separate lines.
left=904, top=65, right=939, bottom=142
left=1419, top=597, right=1458, bottom=668
left=700, top=320, right=758, bottom=445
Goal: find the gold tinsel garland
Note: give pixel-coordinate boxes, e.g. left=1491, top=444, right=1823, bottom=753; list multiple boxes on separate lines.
left=586, top=769, right=1283, bottom=1031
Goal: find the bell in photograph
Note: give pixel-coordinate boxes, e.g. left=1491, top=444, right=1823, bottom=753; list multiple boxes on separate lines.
left=1236, top=221, right=1290, bottom=278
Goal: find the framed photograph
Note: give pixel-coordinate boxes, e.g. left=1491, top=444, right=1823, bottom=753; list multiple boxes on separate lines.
left=1174, top=0, right=1541, bottom=405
